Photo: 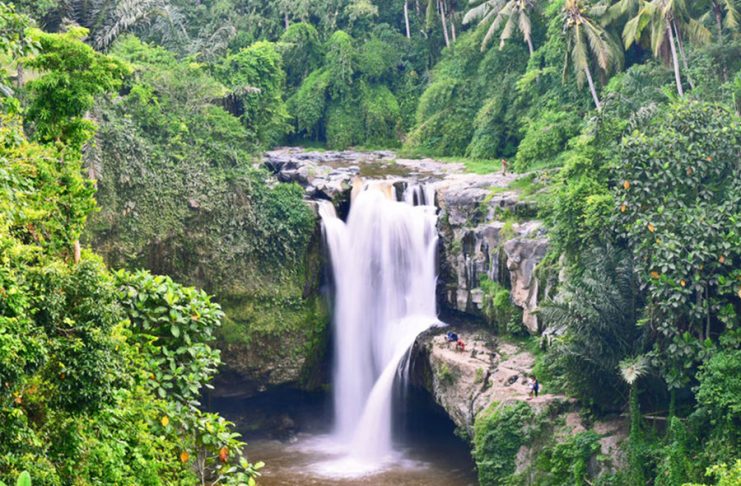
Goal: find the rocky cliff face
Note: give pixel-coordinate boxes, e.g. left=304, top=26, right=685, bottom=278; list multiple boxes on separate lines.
left=264, top=147, right=552, bottom=334
left=435, top=176, right=549, bottom=333
left=410, top=327, right=627, bottom=483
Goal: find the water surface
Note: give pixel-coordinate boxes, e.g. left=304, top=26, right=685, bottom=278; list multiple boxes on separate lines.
left=214, top=388, right=478, bottom=486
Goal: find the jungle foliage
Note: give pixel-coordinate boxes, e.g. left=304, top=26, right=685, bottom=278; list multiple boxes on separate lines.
left=3, top=0, right=740, bottom=485
left=0, top=7, right=260, bottom=484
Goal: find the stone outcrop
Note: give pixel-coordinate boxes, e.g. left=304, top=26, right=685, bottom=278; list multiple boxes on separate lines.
left=411, top=326, right=628, bottom=480
left=410, top=326, right=568, bottom=435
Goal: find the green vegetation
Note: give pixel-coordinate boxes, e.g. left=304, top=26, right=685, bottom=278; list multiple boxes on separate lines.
left=473, top=401, right=535, bottom=485
left=3, top=0, right=740, bottom=484
left=0, top=7, right=259, bottom=483
left=480, top=276, right=524, bottom=335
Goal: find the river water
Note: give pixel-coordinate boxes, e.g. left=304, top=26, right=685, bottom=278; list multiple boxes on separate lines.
left=215, top=387, right=478, bottom=486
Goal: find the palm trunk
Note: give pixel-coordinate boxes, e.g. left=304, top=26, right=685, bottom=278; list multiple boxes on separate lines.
left=585, top=66, right=602, bottom=110
left=713, top=1, right=729, bottom=81
left=438, top=0, right=450, bottom=47
left=404, top=0, right=411, bottom=38
left=526, top=37, right=534, bottom=56
left=673, top=20, right=694, bottom=89
left=629, top=382, right=640, bottom=438
left=450, top=10, right=457, bottom=42
left=666, top=25, right=684, bottom=96
left=705, top=285, right=711, bottom=341
left=713, top=1, right=724, bottom=38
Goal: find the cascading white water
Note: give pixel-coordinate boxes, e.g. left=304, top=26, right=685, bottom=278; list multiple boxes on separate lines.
left=319, top=180, right=441, bottom=467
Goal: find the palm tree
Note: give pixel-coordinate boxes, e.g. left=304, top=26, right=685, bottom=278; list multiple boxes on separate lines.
left=619, top=354, right=649, bottom=439
left=704, top=0, right=739, bottom=39
left=50, top=0, right=177, bottom=50
left=463, top=0, right=539, bottom=55
left=700, top=0, right=739, bottom=81
left=622, top=0, right=710, bottom=95
left=562, top=0, right=623, bottom=110
left=539, top=246, right=641, bottom=409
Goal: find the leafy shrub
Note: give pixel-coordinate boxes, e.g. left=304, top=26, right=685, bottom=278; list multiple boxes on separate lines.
left=278, top=22, right=323, bottom=90
left=356, top=37, right=398, bottom=81
left=326, top=100, right=364, bottom=149
left=473, top=402, right=534, bottom=485
left=360, top=82, right=401, bottom=146
left=216, top=40, right=291, bottom=146
left=536, top=431, right=601, bottom=486
left=326, top=30, right=355, bottom=97
left=288, top=68, right=331, bottom=138
left=480, top=276, right=523, bottom=334
left=514, top=110, right=582, bottom=172
left=115, top=270, right=223, bottom=402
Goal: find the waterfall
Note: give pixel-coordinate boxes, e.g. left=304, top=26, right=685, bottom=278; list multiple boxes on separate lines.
left=318, top=180, right=440, bottom=466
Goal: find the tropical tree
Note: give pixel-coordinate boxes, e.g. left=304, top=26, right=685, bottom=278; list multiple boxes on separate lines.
left=621, top=0, right=711, bottom=95
left=702, top=0, right=740, bottom=39
left=619, top=353, right=650, bottom=483
left=44, top=0, right=177, bottom=50
left=562, top=0, right=623, bottom=109
left=427, top=0, right=457, bottom=47
left=463, top=0, right=539, bottom=55
left=619, top=355, right=649, bottom=436
left=539, top=245, right=642, bottom=410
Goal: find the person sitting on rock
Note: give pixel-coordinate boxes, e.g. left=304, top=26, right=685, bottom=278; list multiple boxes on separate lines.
left=455, top=339, right=466, bottom=352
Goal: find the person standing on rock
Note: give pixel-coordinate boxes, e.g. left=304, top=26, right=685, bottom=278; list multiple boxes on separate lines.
left=529, top=376, right=540, bottom=398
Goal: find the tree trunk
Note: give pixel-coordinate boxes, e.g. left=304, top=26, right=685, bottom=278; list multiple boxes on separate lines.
left=705, top=285, right=711, bottom=342
left=449, top=6, right=456, bottom=42
left=438, top=0, right=450, bottom=47
left=673, top=20, right=694, bottom=89
left=15, top=63, right=23, bottom=87
left=713, top=1, right=724, bottom=38
left=585, top=66, right=602, bottom=110
left=667, top=24, right=684, bottom=96
left=284, top=12, right=289, bottom=30
left=404, top=0, right=411, bottom=38
left=713, top=1, right=729, bottom=81
left=526, top=36, right=534, bottom=56
left=629, top=382, right=640, bottom=439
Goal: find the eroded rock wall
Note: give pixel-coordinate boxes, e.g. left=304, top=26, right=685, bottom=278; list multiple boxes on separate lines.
left=435, top=178, right=549, bottom=333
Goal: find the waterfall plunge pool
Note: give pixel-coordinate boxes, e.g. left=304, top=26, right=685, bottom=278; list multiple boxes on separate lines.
left=211, top=386, right=478, bottom=486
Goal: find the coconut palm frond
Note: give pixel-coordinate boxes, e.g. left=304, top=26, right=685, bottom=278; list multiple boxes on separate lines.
left=466, top=0, right=535, bottom=53
left=723, top=0, right=740, bottom=30
left=685, top=17, right=712, bottom=45
left=619, top=355, right=649, bottom=385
